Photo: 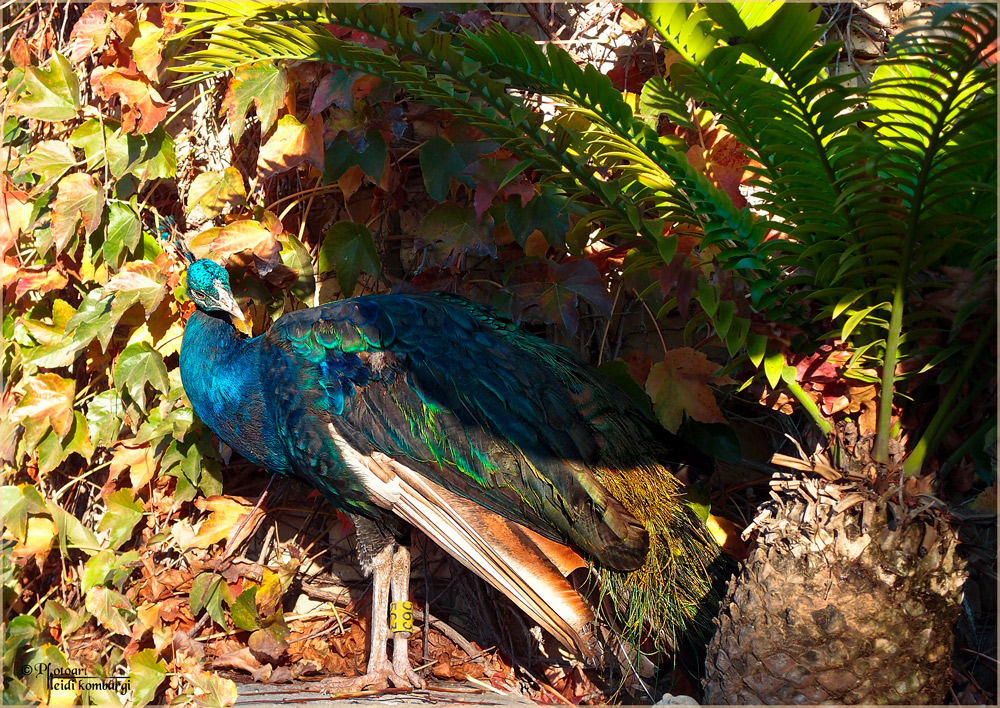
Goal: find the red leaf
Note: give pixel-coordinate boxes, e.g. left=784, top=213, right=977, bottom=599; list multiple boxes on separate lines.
left=68, top=3, right=111, bottom=63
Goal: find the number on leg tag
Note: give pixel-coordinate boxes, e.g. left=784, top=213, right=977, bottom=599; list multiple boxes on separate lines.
left=389, top=600, right=413, bottom=634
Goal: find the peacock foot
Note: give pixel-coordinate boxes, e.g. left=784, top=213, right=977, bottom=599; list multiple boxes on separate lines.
left=317, top=657, right=426, bottom=693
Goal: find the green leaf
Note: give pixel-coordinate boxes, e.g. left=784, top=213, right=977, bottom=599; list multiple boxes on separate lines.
left=9, top=53, right=81, bottom=121
left=419, top=136, right=467, bottom=201
left=842, top=303, right=890, bottom=340
left=1, top=484, right=47, bottom=541
left=230, top=586, right=261, bottom=631
left=318, top=221, right=381, bottom=297
left=17, top=140, right=77, bottom=192
left=190, top=572, right=230, bottom=629
left=280, top=233, right=316, bottom=304
left=47, top=498, right=101, bottom=556
left=65, top=289, right=117, bottom=352
left=227, top=62, right=288, bottom=142
left=97, top=489, right=144, bottom=550
left=84, top=586, right=133, bottom=635
left=763, top=347, right=784, bottom=389
left=416, top=203, right=496, bottom=269
left=114, top=342, right=169, bottom=412
left=104, top=202, right=143, bottom=269
left=88, top=390, right=124, bottom=448
left=128, top=649, right=167, bottom=708
left=82, top=550, right=116, bottom=593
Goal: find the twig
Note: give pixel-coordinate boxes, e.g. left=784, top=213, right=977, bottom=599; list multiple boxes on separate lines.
left=521, top=2, right=557, bottom=39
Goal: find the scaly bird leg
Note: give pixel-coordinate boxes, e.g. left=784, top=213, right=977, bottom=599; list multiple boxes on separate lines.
left=389, top=544, right=425, bottom=688
left=319, top=540, right=423, bottom=692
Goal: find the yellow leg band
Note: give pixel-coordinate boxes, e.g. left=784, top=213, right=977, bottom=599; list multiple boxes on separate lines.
left=389, top=600, right=414, bottom=634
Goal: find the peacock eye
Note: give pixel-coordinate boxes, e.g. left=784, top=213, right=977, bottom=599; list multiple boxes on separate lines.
left=192, top=289, right=205, bottom=298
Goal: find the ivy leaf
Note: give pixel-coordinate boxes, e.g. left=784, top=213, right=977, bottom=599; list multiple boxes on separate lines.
left=248, top=610, right=290, bottom=663
left=82, top=550, right=116, bottom=594
left=230, top=587, right=260, bottom=631
left=90, top=66, right=169, bottom=134
left=319, top=221, right=381, bottom=297
left=46, top=498, right=100, bottom=557
left=110, top=443, right=158, bottom=490
left=88, top=390, right=124, bottom=448
left=97, top=488, right=144, bottom=550
left=127, top=649, right=167, bottom=708
left=596, top=360, right=654, bottom=419
left=14, top=373, right=76, bottom=447
left=9, top=53, right=80, bottom=121
left=462, top=157, right=534, bottom=220
left=16, top=140, right=77, bottom=193
left=36, top=411, right=93, bottom=474
left=10, top=516, right=57, bottom=567
left=190, top=572, right=231, bottom=629
left=186, top=168, right=247, bottom=218
left=0, top=189, right=31, bottom=254
left=419, top=136, right=468, bottom=201
left=257, top=114, right=325, bottom=180
left=67, top=4, right=111, bottom=63
left=211, top=219, right=282, bottom=276
left=186, top=672, right=238, bottom=708
left=505, top=190, right=571, bottom=248
left=415, top=204, right=495, bottom=270
left=506, top=258, right=612, bottom=335
left=280, top=233, right=316, bottom=304
left=50, top=172, right=105, bottom=253
left=646, top=348, right=735, bottom=433
left=131, top=20, right=165, bottom=81
left=104, top=260, right=167, bottom=317
left=114, top=342, right=169, bottom=412
left=13, top=266, right=69, bottom=301
left=1, top=484, right=47, bottom=541
left=130, top=128, right=176, bottom=181
left=84, top=586, right=133, bottom=635
left=104, top=201, right=143, bottom=269
left=64, top=289, right=116, bottom=352
left=69, top=118, right=143, bottom=177
left=223, top=62, right=288, bottom=142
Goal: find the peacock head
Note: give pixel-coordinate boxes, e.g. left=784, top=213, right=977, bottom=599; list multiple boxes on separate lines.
left=186, top=259, right=245, bottom=322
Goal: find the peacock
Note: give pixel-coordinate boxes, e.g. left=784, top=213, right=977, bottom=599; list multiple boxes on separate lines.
left=178, top=258, right=724, bottom=692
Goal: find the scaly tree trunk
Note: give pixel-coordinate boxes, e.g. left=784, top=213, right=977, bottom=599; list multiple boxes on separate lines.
left=703, top=472, right=967, bottom=704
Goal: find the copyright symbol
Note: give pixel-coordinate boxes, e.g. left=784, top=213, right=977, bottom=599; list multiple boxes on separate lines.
left=19, top=664, right=31, bottom=676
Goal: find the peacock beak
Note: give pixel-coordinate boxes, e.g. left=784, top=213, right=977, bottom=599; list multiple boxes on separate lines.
left=215, top=284, right=245, bottom=323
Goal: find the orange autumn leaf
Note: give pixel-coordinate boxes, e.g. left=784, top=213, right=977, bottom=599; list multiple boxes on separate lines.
left=210, top=219, right=281, bottom=276
left=91, top=66, right=168, bottom=134
left=646, top=347, right=734, bottom=433
left=257, top=114, right=324, bottom=180
left=110, top=443, right=158, bottom=490
left=186, top=496, right=265, bottom=550
left=15, top=266, right=69, bottom=300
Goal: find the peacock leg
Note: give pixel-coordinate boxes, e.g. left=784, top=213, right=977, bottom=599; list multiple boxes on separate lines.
left=388, top=544, right=426, bottom=687
left=319, top=516, right=421, bottom=692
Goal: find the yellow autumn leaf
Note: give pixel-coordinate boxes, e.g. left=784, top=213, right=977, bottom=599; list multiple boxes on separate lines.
left=10, top=516, right=57, bottom=567
left=187, top=496, right=263, bottom=549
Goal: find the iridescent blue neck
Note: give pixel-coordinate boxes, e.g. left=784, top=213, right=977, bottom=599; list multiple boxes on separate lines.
left=180, top=310, right=288, bottom=472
